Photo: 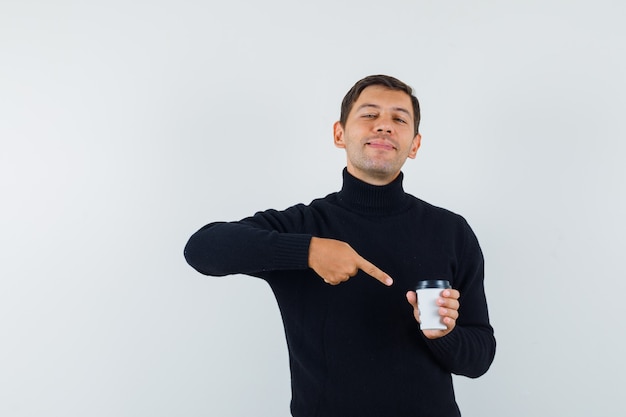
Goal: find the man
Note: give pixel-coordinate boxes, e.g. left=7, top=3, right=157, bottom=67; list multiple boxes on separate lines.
left=184, top=75, right=496, bottom=417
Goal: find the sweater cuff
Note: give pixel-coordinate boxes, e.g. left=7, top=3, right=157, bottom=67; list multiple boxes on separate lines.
left=423, top=327, right=460, bottom=358
left=272, top=233, right=312, bottom=270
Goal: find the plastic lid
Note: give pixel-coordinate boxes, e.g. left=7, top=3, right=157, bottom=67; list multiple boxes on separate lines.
left=415, top=280, right=451, bottom=290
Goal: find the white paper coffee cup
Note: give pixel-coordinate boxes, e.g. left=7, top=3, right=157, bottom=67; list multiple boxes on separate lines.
left=415, top=280, right=451, bottom=330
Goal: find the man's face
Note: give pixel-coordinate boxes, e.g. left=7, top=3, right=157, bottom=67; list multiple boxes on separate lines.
left=334, top=85, right=421, bottom=185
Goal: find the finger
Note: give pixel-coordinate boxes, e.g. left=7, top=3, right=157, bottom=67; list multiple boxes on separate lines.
left=441, top=316, right=457, bottom=331
left=422, top=315, right=457, bottom=339
left=437, top=289, right=460, bottom=311
left=441, top=289, right=460, bottom=300
left=324, top=273, right=352, bottom=285
left=437, top=297, right=460, bottom=311
left=356, top=256, right=393, bottom=286
left=439, top=306, right=459, bottom=321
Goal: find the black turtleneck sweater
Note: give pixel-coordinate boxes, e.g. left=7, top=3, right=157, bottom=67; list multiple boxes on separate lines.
left=184, top=169, right=495, bottom=417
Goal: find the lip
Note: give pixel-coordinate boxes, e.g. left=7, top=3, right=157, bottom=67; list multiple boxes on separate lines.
left=365, top=138, right=397, bottom=151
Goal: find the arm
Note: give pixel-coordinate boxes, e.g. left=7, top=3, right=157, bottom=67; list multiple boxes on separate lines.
left=184, top=208, right=312, bottom=277
left=184, top=207, right=392, bottom=285
left=406, top=219, right=496, bottom=378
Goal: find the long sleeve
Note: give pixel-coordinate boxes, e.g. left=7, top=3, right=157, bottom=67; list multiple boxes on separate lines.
left=423, top=219, right=496, bottom=378
left=184, top=208, right=312, bottom=277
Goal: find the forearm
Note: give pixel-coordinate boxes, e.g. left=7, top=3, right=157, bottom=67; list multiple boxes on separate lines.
left=424, top=324, right=496, bottom=378
left=184, top=221, right=312, bottom=276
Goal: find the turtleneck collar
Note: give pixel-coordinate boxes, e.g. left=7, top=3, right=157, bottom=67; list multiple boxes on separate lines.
left=336, top=168, right=409, bottom=216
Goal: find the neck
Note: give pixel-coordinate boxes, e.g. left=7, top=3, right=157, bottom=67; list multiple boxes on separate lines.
left=337, top=168, right=409, bottom=216
left=345, top=166, right=401, bottom=186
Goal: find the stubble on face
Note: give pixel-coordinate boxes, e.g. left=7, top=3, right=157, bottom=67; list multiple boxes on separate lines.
left=345, top=136, right=408, bottom=180
left=335, top=86, right=420, bottom=185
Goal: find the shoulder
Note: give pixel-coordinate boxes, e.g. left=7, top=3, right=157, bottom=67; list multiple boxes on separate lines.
left=244, top=192, right=339, bottom=224
left=270, top=192, right=339, bottom=214
left=407, top=194, right=465, bottom=222
left=406, top=194, right=479, bottom=239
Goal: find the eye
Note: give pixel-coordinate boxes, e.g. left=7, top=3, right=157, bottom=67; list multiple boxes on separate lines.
left=394, top=117, right=407, bottom=124
left=362, top=113, right=377, bottom=119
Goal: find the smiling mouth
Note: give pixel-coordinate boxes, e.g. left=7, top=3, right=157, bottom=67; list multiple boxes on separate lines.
left=365, top=140, right=397, bottom=151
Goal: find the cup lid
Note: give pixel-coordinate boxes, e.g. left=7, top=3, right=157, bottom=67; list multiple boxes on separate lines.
left=415, top=280, right=451, bottom=290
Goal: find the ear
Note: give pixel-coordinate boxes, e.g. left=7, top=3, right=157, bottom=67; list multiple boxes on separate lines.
left=333, top=121, right=346, bottom=149
left=407, top=133, right=422, bottom=159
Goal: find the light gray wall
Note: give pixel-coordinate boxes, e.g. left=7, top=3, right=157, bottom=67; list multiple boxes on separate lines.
left=2, top=1, right=625, bottom=416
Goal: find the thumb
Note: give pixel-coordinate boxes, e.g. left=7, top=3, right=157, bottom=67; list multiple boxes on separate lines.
left=406, top=290, right=418, bottom=308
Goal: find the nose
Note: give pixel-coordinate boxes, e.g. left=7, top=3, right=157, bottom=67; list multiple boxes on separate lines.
left=375, top=118, right=393, bottom=134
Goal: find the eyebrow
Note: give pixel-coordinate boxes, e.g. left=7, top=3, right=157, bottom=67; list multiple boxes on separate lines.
left=356, top=103, right=412, bottom=118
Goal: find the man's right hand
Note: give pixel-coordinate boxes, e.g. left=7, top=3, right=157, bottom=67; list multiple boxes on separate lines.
left=307, top=237, right=393, bottom=286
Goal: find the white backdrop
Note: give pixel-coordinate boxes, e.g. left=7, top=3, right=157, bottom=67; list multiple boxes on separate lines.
left=2, top=1, right=625, bottom=416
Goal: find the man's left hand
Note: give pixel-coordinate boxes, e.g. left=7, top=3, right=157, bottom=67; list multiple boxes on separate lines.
left=405, top=289, right=460, bottom=339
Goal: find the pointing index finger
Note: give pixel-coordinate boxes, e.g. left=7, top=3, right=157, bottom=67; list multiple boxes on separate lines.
left=356, top=256, right=393, bottom=286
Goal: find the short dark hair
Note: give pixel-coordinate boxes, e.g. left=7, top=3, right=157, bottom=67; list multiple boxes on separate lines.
left=340, top=74, right=421, bottom=135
